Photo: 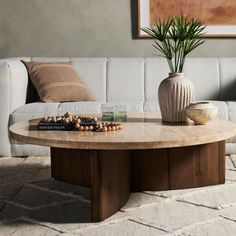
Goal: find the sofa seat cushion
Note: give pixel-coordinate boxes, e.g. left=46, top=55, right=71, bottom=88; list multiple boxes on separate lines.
left=103, top=102, right=144, bottom=112
left=10, top=102, right=60, bottom=145
left=226, top=102, right=236, bottom=143
left=11, top=144, right=50, bottom=157
left=57, top=101, right=103, bottom=115
left=207, top=101, right=228, bottom=120
left=143, top=101, right=161, bottom=118
left=204, top=101, right=231, bottom=144
left=144, top=100, right=228, bottom=121
left=10, top=102, right=60, bottom=125
left=144, top=101, right=160, bottom=112
left=227, top=101, right=236, bottom=111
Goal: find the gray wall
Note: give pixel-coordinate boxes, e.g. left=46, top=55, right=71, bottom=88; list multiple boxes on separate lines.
left=1, top=0, right=236, bottom=58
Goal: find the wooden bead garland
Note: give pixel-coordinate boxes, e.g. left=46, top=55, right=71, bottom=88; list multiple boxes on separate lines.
left=40, top=112, right=122, bottom=132
left=93, top=122, right=123, bottom=132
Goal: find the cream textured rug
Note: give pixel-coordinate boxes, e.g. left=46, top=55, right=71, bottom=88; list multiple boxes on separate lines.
left=0, top=155, right=236, bottom=235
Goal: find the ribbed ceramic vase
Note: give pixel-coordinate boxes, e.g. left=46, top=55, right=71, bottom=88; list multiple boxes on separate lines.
left=158, top=73, right=195, bottom=123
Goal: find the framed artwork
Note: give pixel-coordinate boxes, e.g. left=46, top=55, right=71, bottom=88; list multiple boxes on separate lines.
left=138, top=0, right=236, bottom=38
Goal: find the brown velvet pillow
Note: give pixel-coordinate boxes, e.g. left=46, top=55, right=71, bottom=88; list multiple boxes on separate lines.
left=22, top=61, right=94, bottom=102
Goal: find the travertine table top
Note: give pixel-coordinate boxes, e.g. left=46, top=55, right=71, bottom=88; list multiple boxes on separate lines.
left=9, top=113, right=236, bottom=150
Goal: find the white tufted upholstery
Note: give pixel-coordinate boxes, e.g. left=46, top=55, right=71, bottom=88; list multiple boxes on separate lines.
left=1, top=57, right=236, bottom=156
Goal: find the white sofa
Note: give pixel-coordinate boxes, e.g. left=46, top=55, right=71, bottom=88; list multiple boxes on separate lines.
left=1, top=57, right=236, bottom=157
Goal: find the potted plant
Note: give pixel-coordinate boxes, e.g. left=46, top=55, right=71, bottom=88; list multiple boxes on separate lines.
left=142, top=16, right=205, bottom=123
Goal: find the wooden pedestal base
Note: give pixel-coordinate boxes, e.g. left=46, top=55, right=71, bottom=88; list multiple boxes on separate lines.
left=51, top=148, right=130, bottom=222
left=51, top=141, right=225, bottom=222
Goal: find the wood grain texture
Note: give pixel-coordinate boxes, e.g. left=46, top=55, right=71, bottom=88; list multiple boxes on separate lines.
left=51, top=148, right=130, bottom=222
left=131, top=141, right=225, bottom=191
left=90, top=150, right=130, bottom=222
left=50, top=141, right=225, bottom=221
left=218, top=141, right=226, bottom=184
left=51, top=148, right=91, bottom=187
left=9, top=113, right=236, bottom=150
left=131, top=149, right=169, bottom=191
left=168, top=141, right=225, bottom=189
left=150, top=0, right=236, bottom=25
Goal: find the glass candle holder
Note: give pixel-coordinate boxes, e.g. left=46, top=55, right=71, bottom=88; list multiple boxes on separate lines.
left=114, top=105, right=127, bottom=122
left=101, top=104, right=115, bottom=121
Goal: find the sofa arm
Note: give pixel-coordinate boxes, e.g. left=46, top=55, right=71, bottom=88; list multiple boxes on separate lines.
left=0, top=61, right=28, bottom=156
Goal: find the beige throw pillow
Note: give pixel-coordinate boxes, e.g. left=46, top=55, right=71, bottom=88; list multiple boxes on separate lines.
left=22, top=61, right=94, bottom=102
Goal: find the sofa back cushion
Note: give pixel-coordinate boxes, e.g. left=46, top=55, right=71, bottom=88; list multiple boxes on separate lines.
left=31, top=57, right=70, bottom=62
left=144, top=58, right=169, bottom=102
left=71, top=58, right=107, bottom=101
left=145, top=57, right=221, bottom=101
left=107, top=58, right=144, bottom=102
left=219, top=58, right=236, bottom=100
left=183, top=58, right=220, bottom=100
left=11, top=57, right=236, bottom=105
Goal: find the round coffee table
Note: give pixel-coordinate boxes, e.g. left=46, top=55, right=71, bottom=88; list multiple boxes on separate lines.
left=9, top=113, right=236, bottom=222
